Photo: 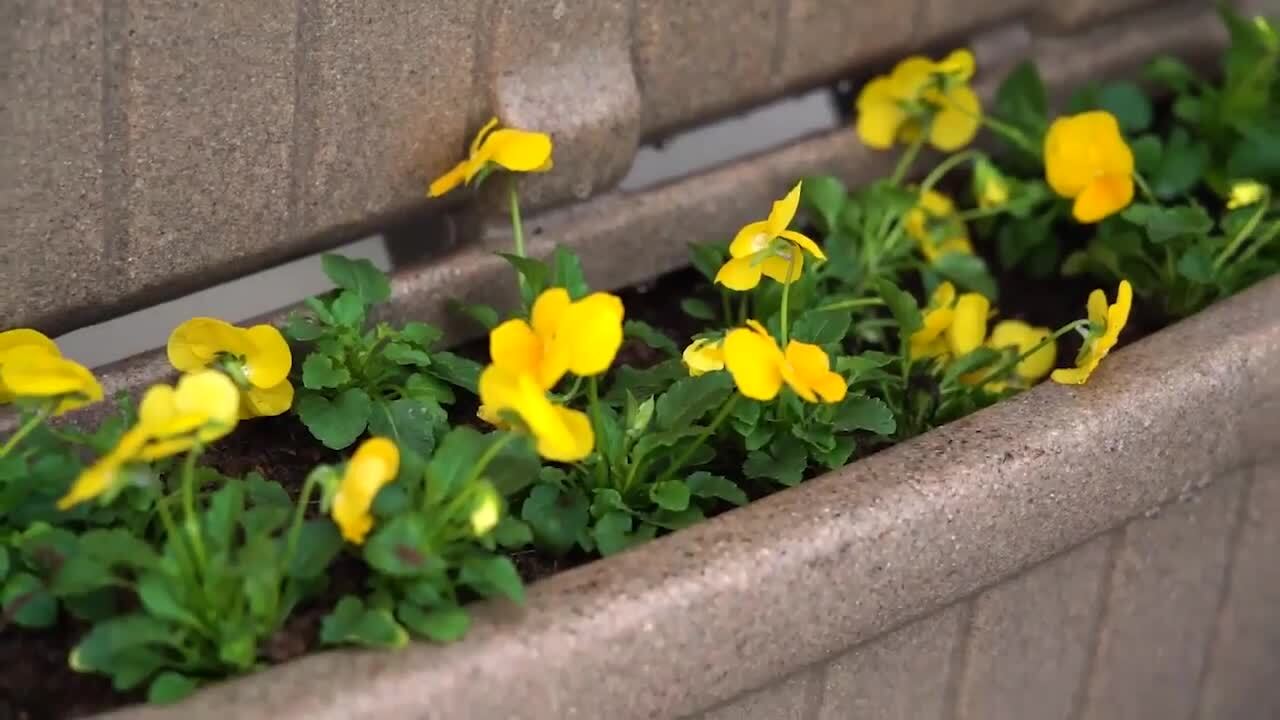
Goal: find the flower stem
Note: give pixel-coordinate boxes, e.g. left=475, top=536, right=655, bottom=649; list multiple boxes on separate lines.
left=465, top=432, right=517, bottom=488
left=1230, top=219, right=1280, bottom=268
left=283, top=466, right=327, bottom=572
left=1214, top=193, right=1270, bottom=272
left=918, top=150, right=981, bottom=198
left=974, top=319, right=1089, bottom=388
left=180, top=444, right=209, bottom=572
left=659, top=393, right=739, bottom=484
left=0, top=403, right=53, bottom=459
left=1132, top=172, right=1159, bottom=204
left=814, top=297, right=885, bottom=313
left=779, top=251, right=799, bottom=346
left=509, top=180, right=526, bottom=259
left=979, top=115, right=1039, bottom=157
left=890, top=133, right=927, bottom=186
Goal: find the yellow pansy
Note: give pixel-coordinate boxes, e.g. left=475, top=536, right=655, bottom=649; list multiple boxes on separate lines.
left=427, top=117, right=554, bottom=197
left=855, top=49, right=982, bottom=151
left=1051, top=280, right=1133, bottom=385
left=0, top=351, right=103, bottom=415
left=478, top=365, right=594, bottom=462
left=57, top=426, right=151, bottom=509
left=908, top=282, right=957, bottom=360
left=946, top=293, right=991, bottom=357
left=490, top=287, right=625, bottom=391
left=134, top=370, right=241, bottom=461
left=715, top=183, right=827, bottom=291
left=168, top=317, right=294, bottom=418
left=1227, top=180, right=1267, bottom=209
left=332, top=437, right=400, bottom=544
left=989, top=320, right=1056, bottom=382
left=722, top=321, right=846, bottom=403
left=682, top=338, right=725, bottom=376
left=906, top=190, right=975, bottom=263
left=469, top=482, right=502, bottom=536
left=1045, top=111, right=1135, bottom=223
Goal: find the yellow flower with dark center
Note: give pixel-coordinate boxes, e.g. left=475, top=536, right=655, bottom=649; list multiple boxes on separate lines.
left=856, top=49, right=982, bottom=151
left=1051, top=280, right=1133, bottom=385
left=1045, top=111, right=1135, bottom=223
left=0, top=351, right=103, bottom=415
left=489, top=287, right=625, bottom=391
left=715, top=183, right=826, bottom=291
left=427, top=117, right=554, bottom=197
left=722, top=321, right=846, bottom=403
left=469, top=482, right=502, bottom=537
left=946, top=292, right=991, bottom=357
left=1227, top=180, right=1267, bottom=209
left=682, top=338, right=725, bottom=376
left=332, top=437, right=400, bottom=544
left=989, top=320, right=1056, bottom=382
left=905, top=190, right=975, bottom=262
left=908, top=282, right=957, bottom=360
left=478, top=365, right=594, bottom=462
left=168, top=317, right=294, bottom=418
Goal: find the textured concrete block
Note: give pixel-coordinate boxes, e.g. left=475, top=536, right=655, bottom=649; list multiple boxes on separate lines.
left=956, top=535, right=1110, bottom=720
left=299, top=1, right=477, bottom=232
left=633, top=0, right=780, bottom=135
left=2, top=1, right=107, bottom=332
left=1198, top=466, right=1280, bottom=719
left=486, top=0, right=640, bottom=208
left=696, top=667, right=819, bottom=720
left=122, top=0, right=295, bottom=296
left=818, top=604, right=964, bottom=720
left=1036, top=0, right=1177, bottom=30
left=1079, top=476, right=1244, bottom=720
left=919, top=0, right=1035, bottom=41
left=781, top=0, right=919, bottom=88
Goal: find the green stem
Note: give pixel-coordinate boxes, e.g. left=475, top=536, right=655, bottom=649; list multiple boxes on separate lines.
left=889, top=132, right=927, bottom=186
left=738, top=294, right=749, bottom=325
left=721, top=291, right=733, bottom=326
left=955, top=205, right=1014, bottom=222
left=1132, top=172, right=1159, bottom=204
left=0, top=403, right=52, bottom=458
left=465, top=432, right=517, bottom=488
left=554, top=375, right=585, bottom=404
left=918, top=150, right=982, bottom=198
left=180, top=445, right=208, bottom=573
left=814, top=297, right=885, bottom=313
left=154, top=493, right=197, bottom=580
left=509, top=181, right=526, bottom=259
left=1230, top=219, right=1280, bottom=268
left=282, top=467, right=327, bottom=571
left=779, top=251, right=799, bottom=346
left=586, top=377, right=607, bottom=486
left=974, top=319, right=1089, bottom=388
left=1214, top=194, right=1270, bottom=271
left=979, top=115, right=1039, bottom=157
left=658, top=394, right=739, bottom=484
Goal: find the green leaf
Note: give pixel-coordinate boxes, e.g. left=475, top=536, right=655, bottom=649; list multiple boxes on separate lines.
left=655, top=373, right=733, bottom=431
left=1095, top=81, right=1152, bottom=133
left=242, top=476, right=294, bottom=536
left=817, top=435, right=858, bottom=469
left=592, top=511, right=637, bottom=556
left=876, top=279, right=922, bottom=336
left=649, top=480, right=691, bottom=512
left=449, top=300, right=501, bottom=330
left=687, top=242, right=727, bottom=282
left=2, top=573, right=57, bottom=628
left=425, top=427, right=488, bottom=504
left=791, top=309, right=852, bottom=345
left=301, top=354, right=350, bottom=390
left=994, top=60, right=1047, bottom=135
left=483, top=433, right=540, bottom=496
left=51, top=552, right=115, bottom=597
left=624, top=320, right=679, bottom=357
left=428, top=352, right=482, bottom=394
left=330, top=290, right=366, bottom=328
left=1177, top=245, right=1216, bottom=284
left=321, top=596, right=408, bottom=649
left=296, top=388, right=372, bottom=449
left=800, top=175, right=848, bottom=232
left=685, top=471, right=748, bottom=506
left=0, top=547, right=8, bottom=581
left=742, top=424, right=774, bottom=452
left=945, top=347, right=1003, bottom=382
left=680, top=297, right=717, bottom=321
left=607, top=360, right=686, bottom=402
left=521, top=484, right=590, bottom=555
left=933, top=252, right=998, bottom=300
left=369, top=398, right=444, bottom=458
left=148, top=672, right=199, bottom=704
left=551, top=245, right=591, bottom=299
left=322, top=254, right=391, bottom=305
left=284, top=313, right=327, bottom=341
left=1152, top=127, right=1208, bottom=199
left=397, top=603, right=471, bottom=643
left=287, top=520, right=343, bottom=579
left=1144, top=55, right=1198, bottom=94
left=625, top=393, right=656, bottom=438
left=1131, top=134, right=1162, bottom=176
left=743, top=443, right=809, bottom=487
left=384, top=342, right=432, bottom=367
left=1125, top=204, right=1214, bottom=243
left=832, top=396, right=897, bottom=435
left=492, top=516, right=534, bottom=549
left=460, top=555, right=525, bottom=604
left=400, top=322, right=442, bottom=348
left=404, top=372, right=456, bottom=404
left=137, top=572, right=201, bottom=628
left=499, top=253, right=550, bottom=301
left=364, top=515, right=434, bottom=577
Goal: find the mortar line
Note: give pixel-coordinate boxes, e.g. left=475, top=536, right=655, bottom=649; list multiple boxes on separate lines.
left=1190, top=468, right=1256, bottom=720
left=940, top=600, right=976, bottom=720
left=1067, top=529, right=1123, bottom=720
left=285, top=0, right=313, bottom=236
left=99, top=0, right=129, bottom=266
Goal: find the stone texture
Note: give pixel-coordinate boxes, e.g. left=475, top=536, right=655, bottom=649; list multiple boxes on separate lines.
left=1078, top=477, right=1245, bottom=720
left=633, top=0, right=781, bottom=135
left=695, top=667, right=819, bottom=720
left=919, top=0, right=1035, bottom=41
left=780, top=0, right=918, bottom=88
left=817, top=605, right=965, bottom=720
left=955, top=536, right=1111, bottom=720
left=2, top=1, right=107, bottom=334
left=1197, top=466, right=1280, bottom=719
left=1036, top=0, right=1180, bottom=31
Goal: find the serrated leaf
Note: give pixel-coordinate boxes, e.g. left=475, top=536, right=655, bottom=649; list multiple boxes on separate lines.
left=322, top=254, right=391, bottom=305
left=137, top=572, right=200, bottom=628
left=688, top=242, right=728, bottom=283
left=384, top=341, right=432, bottom=367
left=330, top=290, right=366, bottom=328
left=832, top=396, right=897, bottom=435
left=800, top=175, right=848, bottom=232
left=521, top=484, right=590, bottom=555
left=649, top=480, right=691, bottom=512
left=428, top=352, right=482, bottom=394
left=685, top=471, right=748, bottom=506
left=607, top=360, right=685, bottom=402
left=624, top=320, right=679, bottom=357
left=449, top=300, right=501, bottom=330
left=284, top=313, right=326, bottom=341
left=424, top=427, right=488, bottom=504
left=1125, top=204, right=1214, bottom=243
left=400, top=321, right=442, bottom=347
left=680, top=297, right=717, bottom=321
left=791, top=309, right=852, bottom=345
left=499, top=253, right=550, bottom=303
left=287, top=520, right=343, bottom=579
left=743, top=443, right=809, bottom=487
left=397, top=603, right=471, bottom=643
left=933, top=252, right=998, bottom=300
left=1177, top=244, right=1216, bottom=283
left=2, top=573, right=57, bottom=628
left=301, top=354, right=350, bottom=390
left=1095, top=81, right=1152, bottom=133
left=296, top=389, right=371, bottom=449
left=876, top=279, right=922, bottom=336
left=364, top=515, right=434, bottom=577
left=817, top=435, right=858, bottom=469
left=551, top=245, right=591, bottom=299
left=460, top=555, right=525, bottom=603
left=148, top=672, right=199, bottom=704
left=592, top=511, right=636, bottom=556
left=1153, top=127, right=1208, bottom=199
left=404, top=372, right=456, bottom=404
left=994, top=60, right=1047, bottom=137
left=369, top=398, right=444, bottom=458
left=321, top=596, right=408, bottom=649
left=492, top=516, right=533, bottom=549
left=655, top=373, right=733, bottom=431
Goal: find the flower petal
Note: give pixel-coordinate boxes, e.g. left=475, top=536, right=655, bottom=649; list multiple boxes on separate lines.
left=0, top=329, right=59, bottom=360
left=243, top=325, right=292, bottom=389
left=855, top=78, right=907, bottom=149
left=783, top=341, right=846, bottom=403
left=1072, top=174, right=1134, bottom=223
left=531, top=287, right=571, bottom=338
left=1050, top=366, right=1094, bottom=385
left=427, top=160, right=469, bottom=197
left=938, top=49, right=976, bottom=80
left=779, top=229, right=826, bottom=261
left=1087, top=289, right=1109, bottom=326
left=559, top=292, right=625, bottom=377
left=929, top=86, right=981, bottom=151
left=470, top=117, right=500, bottom=156
left=990, top=320, right=1056, bottom=381
left=243, top=380, right=295, bottom=418
left=759, top=251, right=805, bottom=285
left=715, top=255, right=764, bottom=291
left=947, top=293, right=990, bottom=356
left=483, top=129, right=554, bottom=172
left=490, top=318, right=546, bottom=379
left=167, top=317, right=245, bottom=372
left=729, top=221, right=771, bottom=257
left=538, top=405, right=595, bottom=463
left=765, top=183, right=803, bottom=237
left=0, top=354, right=102, bottom=415
left=724, top=326, right=783, bottom=401
left=682, top=338, right=725, bottom=376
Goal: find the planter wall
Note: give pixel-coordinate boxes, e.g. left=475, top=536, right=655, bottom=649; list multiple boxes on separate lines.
left=5, top=0, right=1279, bottom=718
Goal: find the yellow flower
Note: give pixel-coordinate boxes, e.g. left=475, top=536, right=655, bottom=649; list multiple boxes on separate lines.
left=478, top=365, right=594, bottom=462
left=332, top=437, right=400, bottom=544
left=989, top=320, right=1056, bottom=382
left=427, top=117, right=554, bottom=197
left=0, top=351, right=103, bottom=415
left=489, top=287, right=625, bottom=391
left=57, top=426, right=151, bottom=510
left=908, top=282, right=957, bottom=360
left=469, top=482, right=502, bottom=536
left=855, top=49, right=982, bottom=151
left=722, top=321, right=847, bottom=403
left=1045, top=111, right=1135, bottom=223
left=682, top=338, right=725, bottom=376
left=947, top=293, right=991, bottom=357
left=1051, top=280, right=1133, bottom=385
left=974, top=158, right=1010, bottom=210
left=168, top=317, right=294, bottom=418
left=905, top=190, right=975, bottom=262
left=715, top=183, right=826, bottom=291
left=1227, top=180, right=1267, bottom=209
left=134, top=370, right=241, bottom=461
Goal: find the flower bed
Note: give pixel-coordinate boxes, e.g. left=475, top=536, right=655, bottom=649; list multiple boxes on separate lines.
left=3, top=7, right=1279, bottom=718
